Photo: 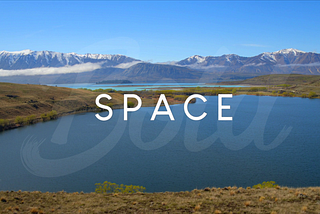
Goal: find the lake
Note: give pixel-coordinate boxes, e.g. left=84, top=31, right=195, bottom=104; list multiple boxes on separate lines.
left=47, top=82, right=247, bottom=91
left=0, top=95, right=319, bottom=193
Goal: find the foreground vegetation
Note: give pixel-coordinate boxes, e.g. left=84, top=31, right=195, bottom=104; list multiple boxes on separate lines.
left=1, top=185, right=320, bottom=213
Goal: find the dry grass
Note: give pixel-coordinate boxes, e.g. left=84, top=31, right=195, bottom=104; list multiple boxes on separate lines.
left=0, top=82, right=137, bottom=120
left=0, top=82, right=184, bottom=131
left=1, top=186, right=320, bottom=213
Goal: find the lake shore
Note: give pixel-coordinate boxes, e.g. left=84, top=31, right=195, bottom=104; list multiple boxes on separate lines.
left=1, top=74, right=319, bottom=133
left=1, top=186, right=319, bottom=213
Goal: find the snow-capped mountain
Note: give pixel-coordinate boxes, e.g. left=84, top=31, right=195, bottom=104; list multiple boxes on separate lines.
left=0, top=50, right=140, bottom=70
left=0, top=48, right=320, bottom=84
left=176, top=49, right=320, bottom=69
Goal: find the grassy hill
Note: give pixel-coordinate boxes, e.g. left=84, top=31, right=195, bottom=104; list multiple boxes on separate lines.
left=0, top=82, right=184, bottom=131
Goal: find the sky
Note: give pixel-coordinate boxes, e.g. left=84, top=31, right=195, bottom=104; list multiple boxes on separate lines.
left=0, top=1, right=319, bottom=62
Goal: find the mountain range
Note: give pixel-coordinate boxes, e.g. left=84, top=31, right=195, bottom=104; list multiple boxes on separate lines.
left=0, top=48, right=320, bottom=84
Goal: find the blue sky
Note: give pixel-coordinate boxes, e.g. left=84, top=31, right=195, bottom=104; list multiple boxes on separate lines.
left=0, top=1, right=319, bottom=62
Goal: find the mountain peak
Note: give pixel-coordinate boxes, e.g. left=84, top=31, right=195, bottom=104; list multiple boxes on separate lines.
left=0, top=49, right=140, bottom=70
left=272, top=48, right=306, bottom=55
left=187, top=55, right=206, bottom=62
left=1, top=49, right=33, bottom=55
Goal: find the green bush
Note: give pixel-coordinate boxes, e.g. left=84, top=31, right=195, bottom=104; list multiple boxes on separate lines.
left=24, top=114, right=36, bottom=125
left=308, top=91, right=317, bottom=99
left=41, top=110, right=58, bottom=121
left=127, top=101, right=135, bottom=108
left=48, top=110, right=58, bottom=119
left=41, top=113, right=50, bottom=121
left=288, top=92, right=295, bottom=97
left=253, top=181, right=278, bottom=189
left=0, top=119, right=10, bottom=131
left=95, top=181, right=146, bottom=194
left=277, top=84, right=291, bottom=88
left=15, top=116, right=24, bottom=125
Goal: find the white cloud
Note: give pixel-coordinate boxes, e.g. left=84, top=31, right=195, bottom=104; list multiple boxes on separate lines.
left=0, top=62, right=103, bottom=77
left=173, top=63, right=226, bottom=69
left=276, top=62, right=320, bottom=67
left=156, top=61, right=178, bottom=65
left=243, top=63, right=266, bottom=67
left=190, top=64, right=226, bottom=69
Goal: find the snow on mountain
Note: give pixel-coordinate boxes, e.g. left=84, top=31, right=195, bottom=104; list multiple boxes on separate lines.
left=260, top=48, right=306, bottom=63
left=272, top=48, right=306, bottom=55
left=1, top=48, right=320, bottom=79
left=0, top=50, right=140, bottom=70
left=176, top=53, right=245, bottom=68
left=177, top=49, right=318, bottom=69
left=260, top=52, right=277, bottom=63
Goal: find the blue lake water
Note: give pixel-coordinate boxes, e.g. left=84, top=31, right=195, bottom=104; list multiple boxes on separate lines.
left=47, top=82, right=247, bottom=91
left=0, top=95, right=319, bottom=193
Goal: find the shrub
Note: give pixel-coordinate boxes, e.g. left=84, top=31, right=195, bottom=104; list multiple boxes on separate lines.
left=0, top=119, right=10, bottom=131
left=41, top=110, right=58, bottom=121
left=232, top=88, right=237, bottom=94
left=127, top=101, right=135, bottom=108
left=41, top=113, right=50, bottom=121
left=288, top=92, right=295, bottom=97
left=15, top=116, right=24, bottom=125
left=253, top=181, right=278, bottom=189
left=24, top=114, right=36, bottom=125
left=47, top=110, right=58, bottom=120
left=277, top=84, right=291, bottom=88
left=301, top=94, right=307, bottom=98
left=95, top=181, right=146, bottom=194
left=308, top=91, right=317, bottom=99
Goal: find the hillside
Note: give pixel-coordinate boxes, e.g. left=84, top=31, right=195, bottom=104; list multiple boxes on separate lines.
left=0, top=82, right=185, bottom=131
left=0, top=83, right=117, bottom=121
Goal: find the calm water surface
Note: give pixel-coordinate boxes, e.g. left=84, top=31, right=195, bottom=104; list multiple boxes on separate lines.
left=0, top=95, right=319, bottom=192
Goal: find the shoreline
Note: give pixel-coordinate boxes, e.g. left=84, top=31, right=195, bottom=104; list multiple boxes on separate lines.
left=1, top=90, right=318, bottom=133
left=1, top=75, right=319, bottom=133
left=1, top=186, right=319, bottom=213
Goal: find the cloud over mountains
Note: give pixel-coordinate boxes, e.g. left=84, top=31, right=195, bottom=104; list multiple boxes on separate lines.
left=0, top=48, right=320, bottom=83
